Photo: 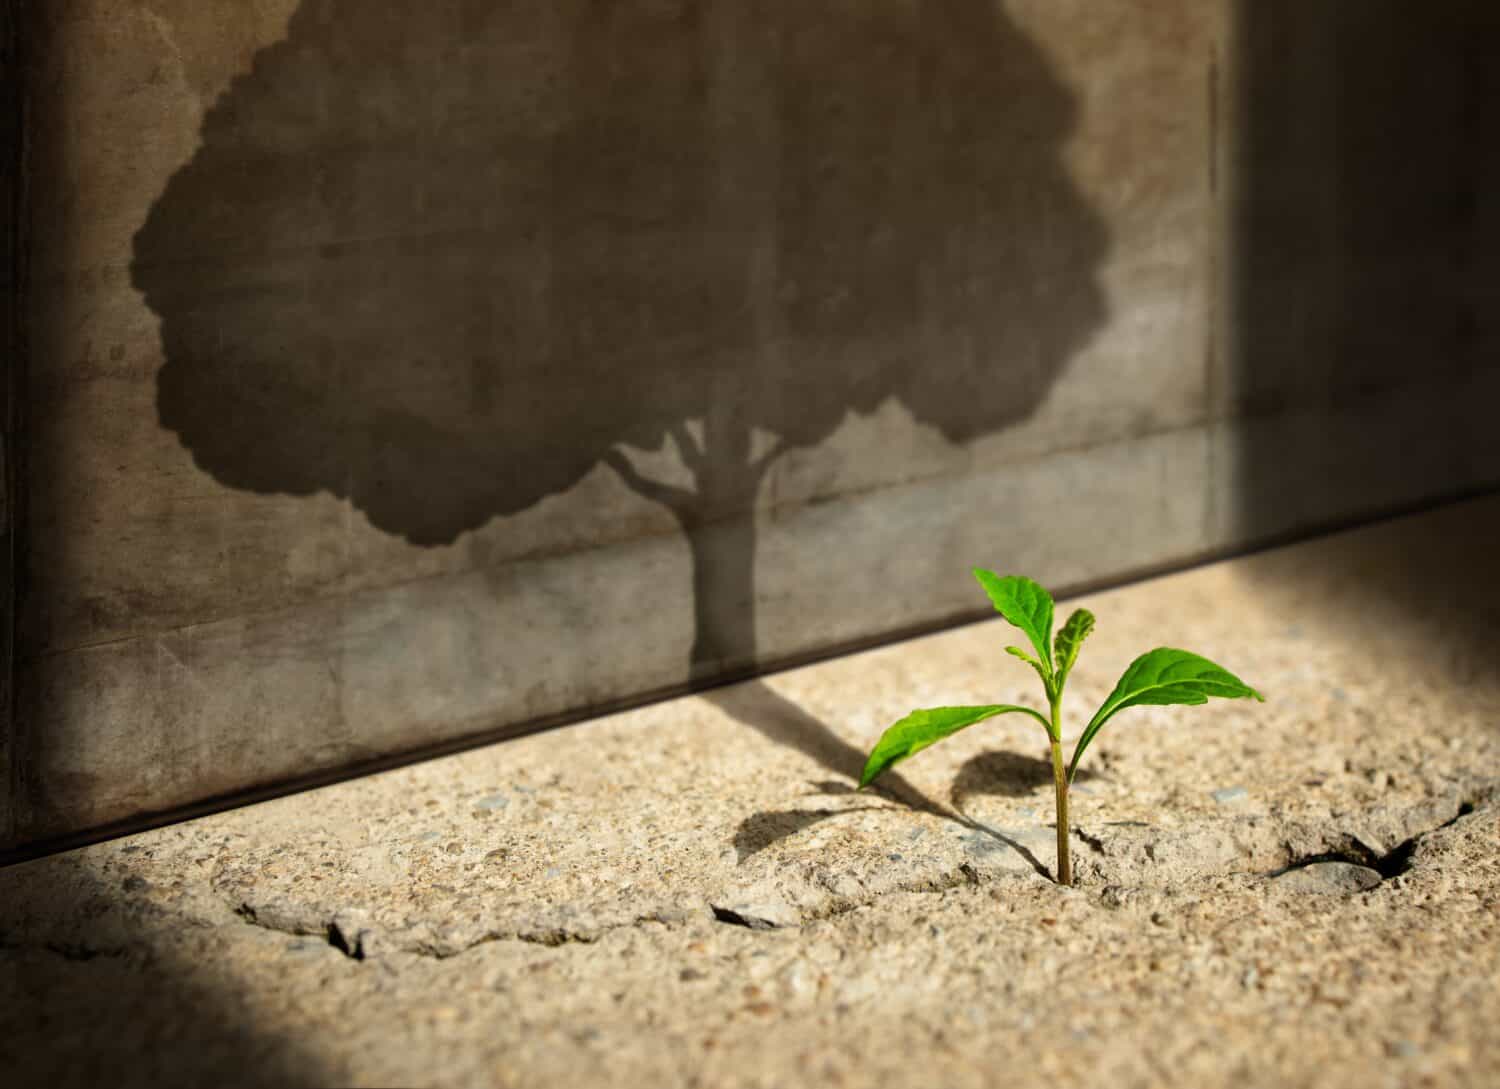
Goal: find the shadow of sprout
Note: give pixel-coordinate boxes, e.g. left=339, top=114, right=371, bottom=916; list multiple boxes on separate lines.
left=732, top=805, right=889, bottom=863
left=950, top=749, right=1099, bottom=809
left=705, top=681, right=948, bottom=818
left=714, top=682, right=1051, bottom=877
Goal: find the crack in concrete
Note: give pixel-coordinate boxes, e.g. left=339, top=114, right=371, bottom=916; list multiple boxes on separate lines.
left=230, top=861, right=1015, bottom=957
left=710, top=906, right=780, bottom=931
left=1264, top=798, right=1479, bottom=882
left=709, top=862, right=1033, bottom=934
left=232, top=900, right=683, bottom=961
left=225, top=793, right=1493, bottom=963
left=1074, top=828, right=1108, bottom=855
left=0, top=938, right=131, bottom=963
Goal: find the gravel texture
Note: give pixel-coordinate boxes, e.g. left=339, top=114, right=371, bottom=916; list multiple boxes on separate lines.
left=4, top=498, right=1499, bottom=1088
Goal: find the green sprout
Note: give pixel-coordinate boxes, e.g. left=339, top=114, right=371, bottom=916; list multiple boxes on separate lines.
left=859, top=571, right=1263, bottom=886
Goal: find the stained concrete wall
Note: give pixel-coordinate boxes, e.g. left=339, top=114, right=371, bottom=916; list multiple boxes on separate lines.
left=5, top=0, right=1498, bottom=854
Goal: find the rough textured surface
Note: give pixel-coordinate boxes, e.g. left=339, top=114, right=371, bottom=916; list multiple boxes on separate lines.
left=4, top=499, right=1499, bottom=1087
left=11, top=0, right=1500, bottom=851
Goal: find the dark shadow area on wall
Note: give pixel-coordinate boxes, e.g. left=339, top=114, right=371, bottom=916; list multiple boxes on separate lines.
left=131, top=0, right=1107, bottom=688
left=1230, top=0, right=1500, bottom=649
left=2, top=0, right=23, bottom=851
left=1, top=861, right=334, bottom=1087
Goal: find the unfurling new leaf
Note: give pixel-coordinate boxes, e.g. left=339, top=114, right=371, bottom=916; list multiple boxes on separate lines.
left=858, top=705, right=1050, bottom=788
left=1053, top=608, right=1095, bottom=691
left=1068, top=647, right=1264, bottom=782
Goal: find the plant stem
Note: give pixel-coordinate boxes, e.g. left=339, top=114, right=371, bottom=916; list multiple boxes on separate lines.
left=1048, top=698, right=1072, bottom=886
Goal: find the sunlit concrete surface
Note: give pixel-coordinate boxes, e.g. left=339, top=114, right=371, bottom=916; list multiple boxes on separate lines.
left=4, top=496, right=1498, bottom=1087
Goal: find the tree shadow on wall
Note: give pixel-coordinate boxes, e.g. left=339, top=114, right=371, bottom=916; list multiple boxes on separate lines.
left=133, top=0, right=1106, bottom=688
left=132, top=0, right=1109, bottom=829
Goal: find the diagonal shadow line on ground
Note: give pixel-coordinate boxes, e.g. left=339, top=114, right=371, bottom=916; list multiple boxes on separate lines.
left=707, top=681, right=1051, bottom=877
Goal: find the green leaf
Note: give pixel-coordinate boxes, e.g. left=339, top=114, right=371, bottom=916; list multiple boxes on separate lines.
left=973, top=570, right=1055, bottom=680
left=1069, top=648, right=1264, bottom=781
left=1005, top=645, right=1041, bottom=668
left=1053, top=608, right=1095, bottom=693
left=860, top=705, right=1051, bottom=788
left=1005, top=645, right=1051, bottom=690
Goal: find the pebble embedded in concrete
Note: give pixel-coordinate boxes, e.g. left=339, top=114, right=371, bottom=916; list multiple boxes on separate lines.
left=1272, top=861, right=1385, bottom=894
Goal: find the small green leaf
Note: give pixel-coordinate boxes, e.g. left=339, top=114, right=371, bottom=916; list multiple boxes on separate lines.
left=1005, top=645, right=1041, bottom=668
left=1053, top=608, right=1095, bottom=693
left=1069, top=648, right=1264, bottom=781
left=860, top=705, right=1051, bottom=788
left=973, top=570, right=1055, bottom=680
left=1005, top=645, right=1051, bottom=689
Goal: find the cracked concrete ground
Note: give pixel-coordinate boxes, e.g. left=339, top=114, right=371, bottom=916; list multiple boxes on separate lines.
left=4, top=497, right=1500, bottom=1087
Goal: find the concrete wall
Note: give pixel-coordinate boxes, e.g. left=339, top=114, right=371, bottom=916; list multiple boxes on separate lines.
left=6, top=0, right=1498, bottom=854
left=2, top=0, right=18, bottom=851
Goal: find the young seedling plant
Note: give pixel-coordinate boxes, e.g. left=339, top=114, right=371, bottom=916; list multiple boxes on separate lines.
left=859, top=571, right=1264, bottom=885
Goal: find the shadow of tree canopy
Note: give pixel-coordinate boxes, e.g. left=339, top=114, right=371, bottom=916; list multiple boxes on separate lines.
left=132, top=0, right=1107, bottom=682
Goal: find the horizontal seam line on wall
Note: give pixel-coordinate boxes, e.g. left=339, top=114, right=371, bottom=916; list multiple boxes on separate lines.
left=24, top=415, right=1225, bottom=662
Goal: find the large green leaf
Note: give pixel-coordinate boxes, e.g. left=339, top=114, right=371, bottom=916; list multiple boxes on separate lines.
left=860, top=705, right=1051, bottom=788
left=1053, top=608, right=1095, bottom=693
left=972, top=570, right=1055, bottom=681
left=1068, top=648, right=1264, bottom=781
